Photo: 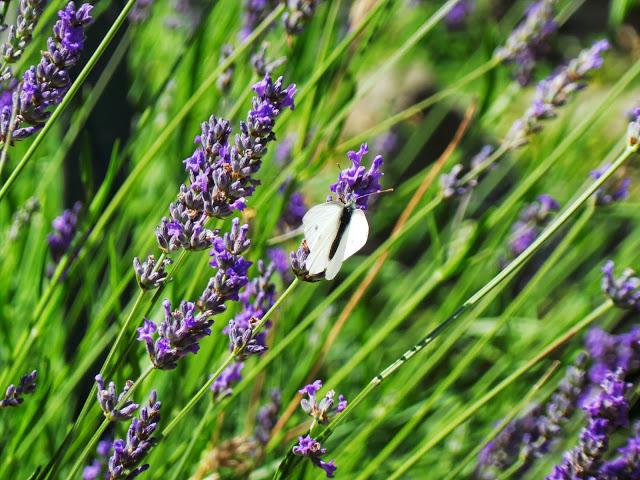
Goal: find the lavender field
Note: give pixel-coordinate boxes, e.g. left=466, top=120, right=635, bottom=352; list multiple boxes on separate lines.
left=3, top=0, right=640, bottom=478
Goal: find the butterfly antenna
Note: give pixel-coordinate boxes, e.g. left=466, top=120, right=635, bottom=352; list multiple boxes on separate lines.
left=355, top=188, right=394, bottom=201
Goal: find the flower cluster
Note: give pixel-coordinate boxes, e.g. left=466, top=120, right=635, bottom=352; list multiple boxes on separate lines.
left=547, top=370, right=630, bottom=479
left=199, top=218, right=252, bottom=313
left=290, top=239, right=324, bottom=282
left=329, top=143, right=383, bottom=210
left=299, top=379, right=347, bottom=424
left=440, top=145, right=494, bottom=199
left=590, top=165, right=631, bottom=206
left=255, top=389, right=281, bottom=445
left=0, top=0, right=47, bottom=83
left=211, top=362, right=244, bottom=399
left=599, top=423, right=640, bottom=479
left=155, top=75, right=295, bottom=253
left=1, top=2, right=93, bottom=143
left=0, top=370, right=37, bottom=408
left=477, top=357, right=587, bottom=479
left=251, top=43, right=286, bottom=77
left=82, top=439, right=113, bottom=480
left=129, top=0, right=155, bottom=23
left=586, top=326, right=640, bottom=384
left=507, top=194, right=559, bottom=257
left=47, top=201, right=81, bottom=265
left=495, top=0, right=557, bottom=85
left=133, top=255, right=172, bottom=290
left=445, top=0, right=473, bottom=30
left=283, top=0, right=321, bottom=35
left=107, top=391, right=161, bottom=479
left=242, top=0, right=277, bottom=39
left=601, top=260, right=640, bottom=311
left=293, top=435, right=337, bottom=478
left=506, top=40, right=609, bottom=148
left=138, top=300, right=214, bottom=370
left=95, top=375, right=139, bottom=421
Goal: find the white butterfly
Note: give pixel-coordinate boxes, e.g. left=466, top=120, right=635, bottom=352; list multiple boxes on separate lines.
left=302, top=200, right=369, bottom=280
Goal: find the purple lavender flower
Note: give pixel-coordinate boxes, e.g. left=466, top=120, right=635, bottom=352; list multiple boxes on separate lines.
left=95, top=375, right=140, bottom=421
left=495, top=0, right=557, bottom=85
left=255, top=389, right=281, bottom=445
left=0, top=0, right=47, bottom=82
left=599, top=423, right=640, bottom=479
left=211, top=361, right=244, bottom=399
left=251, top=43, right=286, bottom=77
left=129, top=0, right=154, bottom=23
left=298, top=379, right=347, bottom=424
left=268, top=248, right=290, bottom=276
left=82, top=439, right=113, bottom=480
left=590, top=165, right=631, bottom=206
left=156, top=75, right=295, bottom=253
left=445, top=0, right=473, bottom=30
left=290, top=240, right=324, bottom=282
left=283, top=0, right=321, bottom=35
left=198, top=218, right=252, bottom=314
left=586, top=326, right=640, bottom=384
left=477, top=356, right=587, bottom=479
left=329, top=143, right=383, bottom=210
left=507, top=194, right=559, bottom=257
left=107, top=391, right=161, bottom=479
left=1, top=2, right=93, bottom=143
left=546, top=369, right=630, bottom=479
left=280, top=191, right=306, bottom=230
left=138, top=300, right=214, bottom=370
left=506, top=40, right=609, bottom=148
left=47, top=201, right=81, bottom=264
left=0, top=370, right=37, bottom=408
left=133, top=255, right=172, bottom=290
left=601, top=260, right=640, bottom=311
left=241, top=0, right=276, bottom=39
left=292, top=435, right=337, bottom=478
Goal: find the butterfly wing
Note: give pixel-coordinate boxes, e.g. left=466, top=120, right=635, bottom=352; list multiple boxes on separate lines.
left=342, top=209, right=369, bottom=261
left=325, top=208, right=369, bottom=281
left=302, top=202, right=343, bottom=275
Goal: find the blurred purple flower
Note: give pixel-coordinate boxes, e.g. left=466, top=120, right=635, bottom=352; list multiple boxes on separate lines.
left=283, top=0, right=321, bottom=35
left=445, top=0, right=473, bottom=30
left=506, top=40, right=609, bottom=148
left=255, top=389, right=281, bottom=445
left=590, top=165, right=631, bottom=206
left=107, top=391, right=161, bottom=479
left=601, top=260, right=640, bottom=311
left=586, top=326, right=640, bottom=384
left=507, top=194, right=559, bottom=257
left=211, top=362, right=244, bottom=399
left=0, top=370, right=37, bottom=408
left=1, top=2, right=93, bottom=143
left=495, top=0, right=557, bottom=85
left=47, top=201, right=81, bottom=265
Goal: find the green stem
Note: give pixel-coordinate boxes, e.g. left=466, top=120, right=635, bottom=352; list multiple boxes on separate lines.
left=0, top=0, right=139, bottom=202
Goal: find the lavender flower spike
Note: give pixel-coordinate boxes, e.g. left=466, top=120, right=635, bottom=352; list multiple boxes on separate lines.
left=495, top=0, right=557, bottom=85
left=137, top=299, right=214, bottom=370
left=547, top=369, right=630, bottom=479
left=47, top=201, right=81, bottom=264
left=133, top=255, right=172, bottom=290
left=445, top=0, right=473, bottom=30
left=599, top=422, right=640, bottom=479
left=83, top=439, right=113, bottom=480
left=329, top=143, right=383, bottom=211
left=293, top=435, right=337, bottom=478
left=156, top=74, right=295, bottom=252
left=601, top=260, right=640, bottom=311
left=0, top=0, right=48, bottom=82
left=283, top=0, right=321, bottom=35
left=586, top=326, right=640, bottom=384
left=95, top=375, right=140, bottom=421
left=299, top=379, right=347, bottom=424
left=211, top=361, right=244, bottom=399
left=506, top=40, right=609, bottom=148
left=590, top=165, right=631, bottom=206
left=507, top=194, right=559, bottom=258
left=0, top=370, right=37, bottom=408
left=107, top=390, right=161, bottom=479
left=255, top=389, right=281, bottom=445
left=1, top=2, right=93, bottom=143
